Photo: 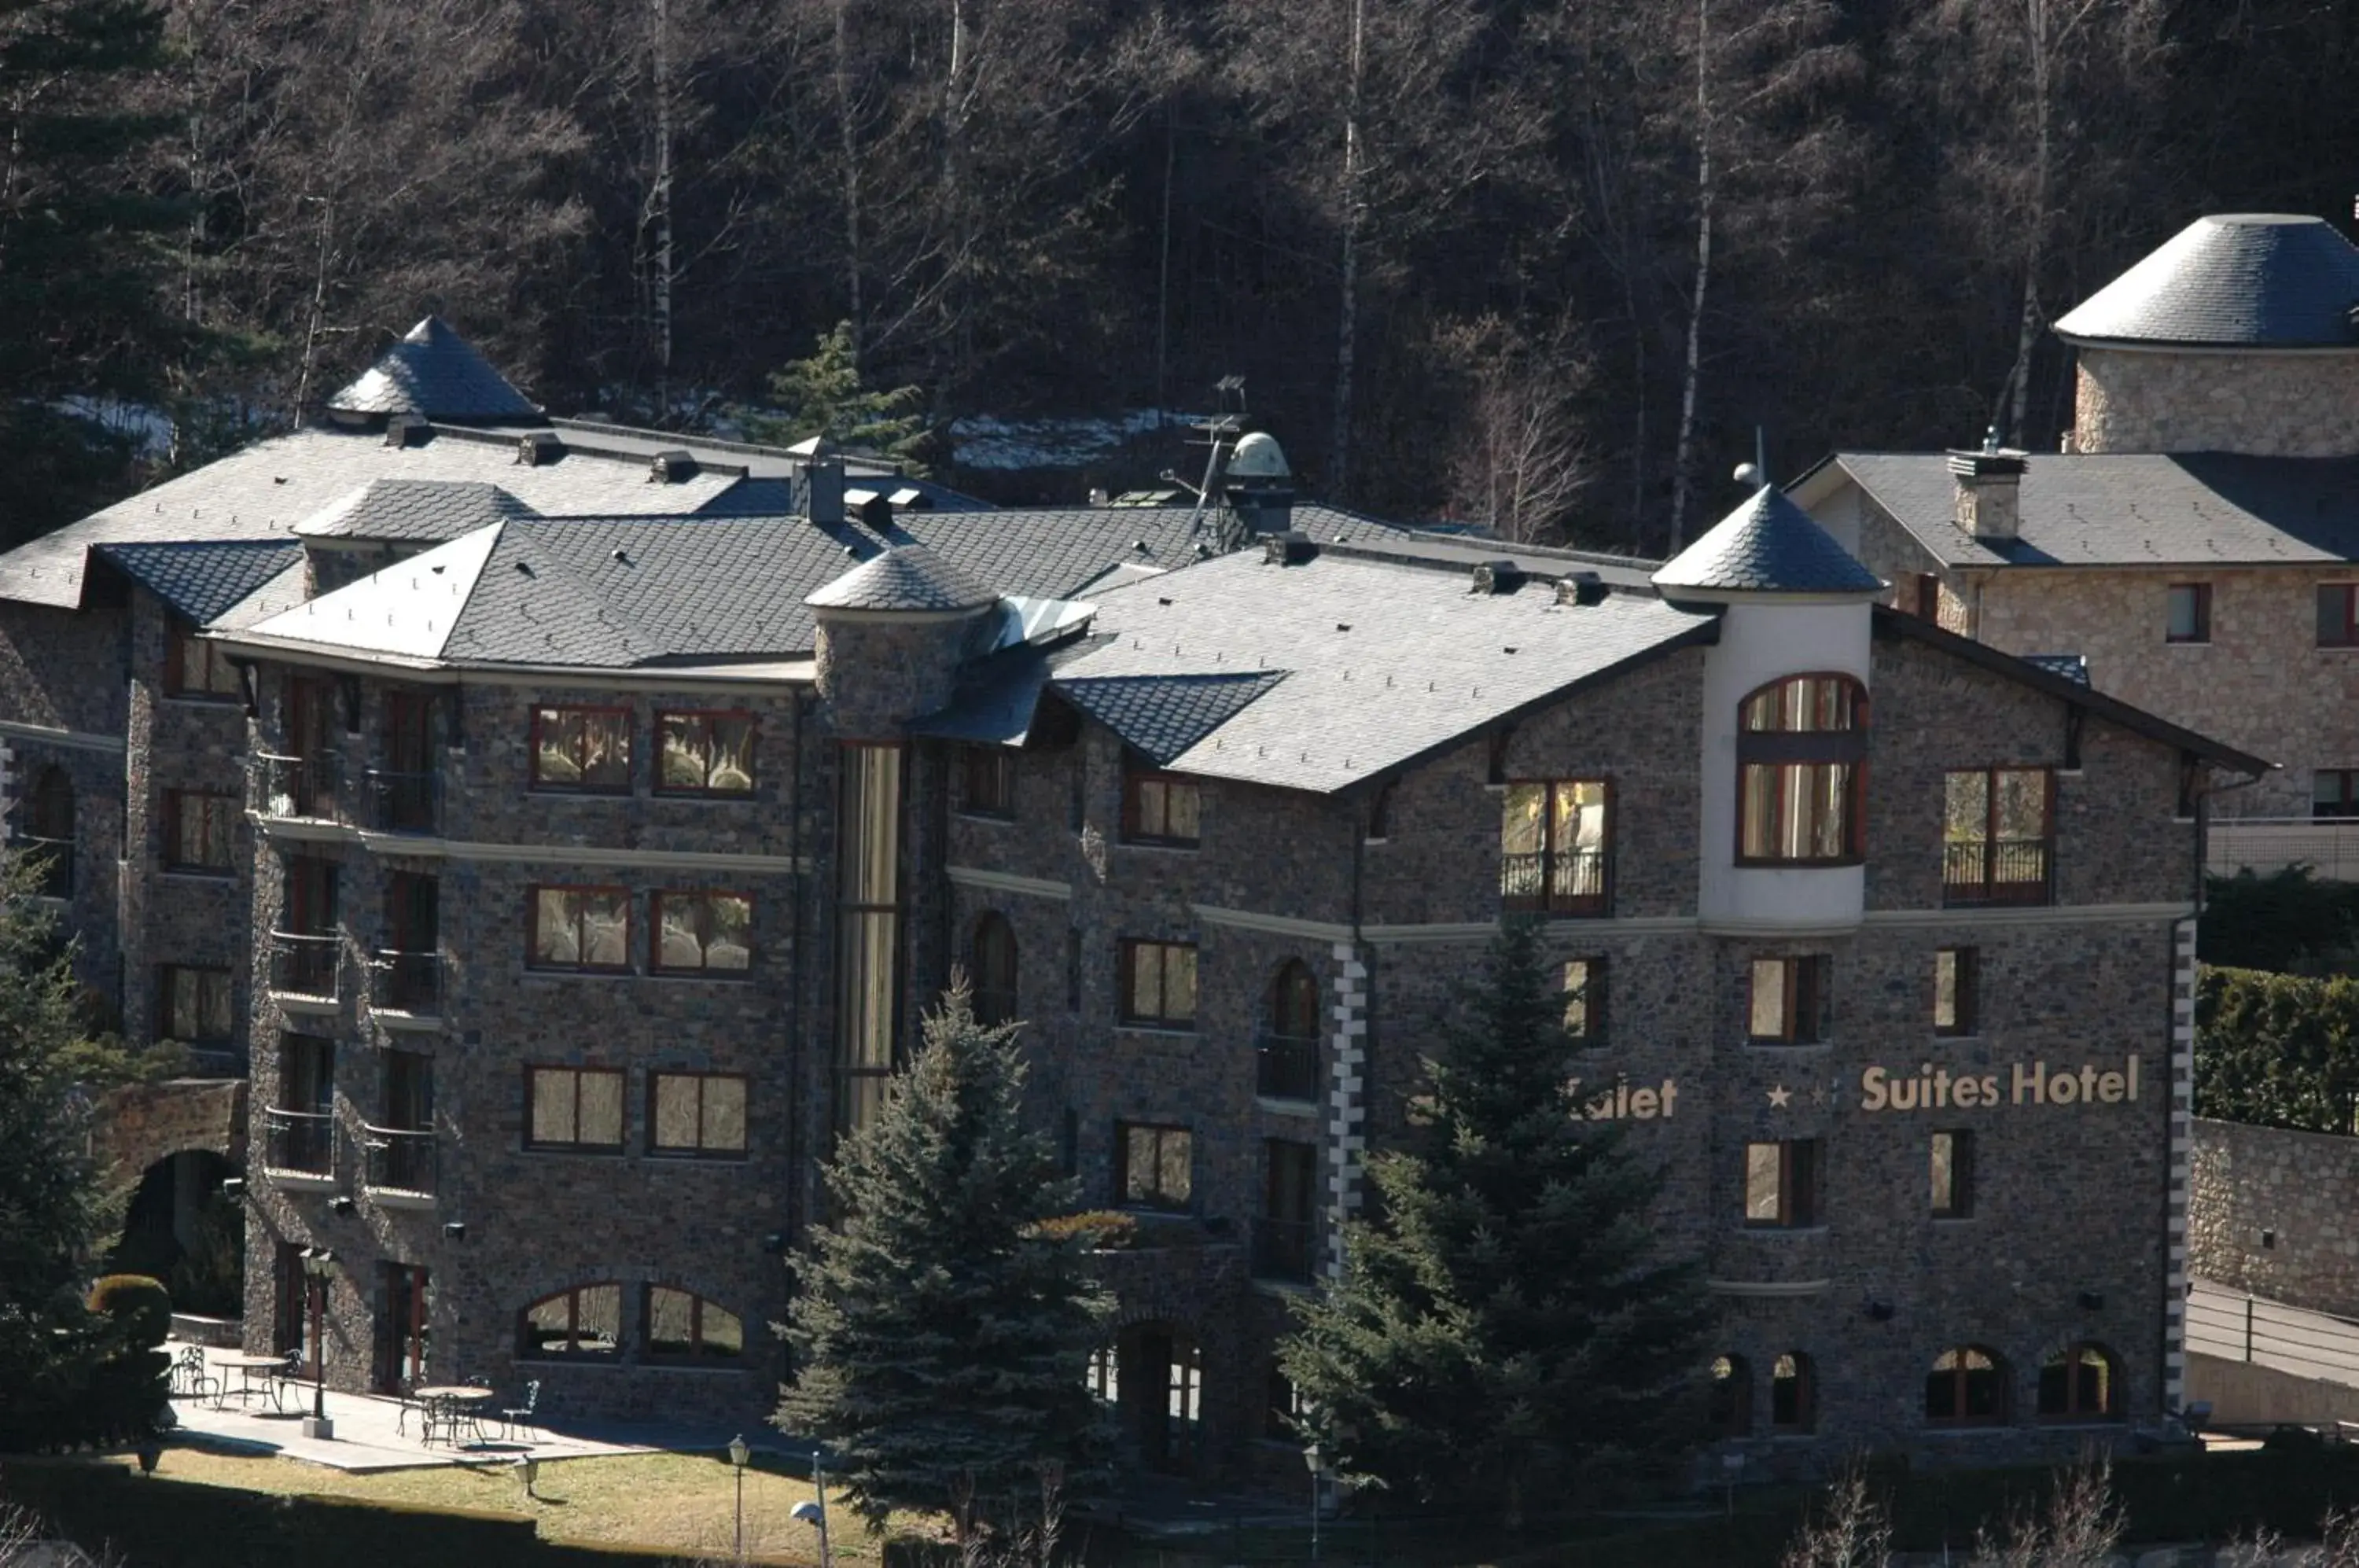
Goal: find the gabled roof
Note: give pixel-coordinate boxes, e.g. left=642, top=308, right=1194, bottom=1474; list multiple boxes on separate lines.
left=1813, top=451, right=2359, bottom=569
left=294, top=478, right=538, bottom=542
left=806, top=544, right=999, bottom=613
left=94, top=540, right=303, bottom=625
left=2054, top=214, right=2359, bottom=349
left=1654, top=485, right=1885, bottom=597
left=1054, top=672, right=1290, bottom=766
left=326, top=317, right=543, bottom=421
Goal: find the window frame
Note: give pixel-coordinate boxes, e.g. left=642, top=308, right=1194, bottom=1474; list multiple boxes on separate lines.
left=1942, top=766, right=2055, bottom=907
left=529, top=704, right=635, bottom=794
left=1735, top=674, right=1869, bottom=868
left=516, top=1283, right=624, bottom=1360
left=2037, top=1342, right=2122, bottom=1423
left=1930, top=1128, right=1974, bottom=1219
left=161, top=788, right=239, bottom=874
left=971, top=911, right=1020, bottom=1026
left=1709, top=1354, right=1753, bottom=1437
left=960, top=745, right=1017, bottom=819
left=523, top=1064, right=628, bottom=1153
left=1121, top=767, right=1203, bottom=848
left=1748, top=956, right=1827, bottom=1045
left=640, top=1284, right=745, bottom=1364
left=528, top=884, right=635, bottom=973
left=646, top=1070, right=749, bottom=1159
left=1562, top=957, right=1606, bottom=1043
left=2315, top=770, right=2359, bottom=821
left=2321, top=584, right=2359, bottom=649
left=1743, top=1138, right=1820, bottom=1228
left=653, top=709, right=757, bottom=797
left=1118, top=938, right=1199, bottom=1029
left=649, top=889, right=754, bottom=976
left=1771, top=1352, right=1816, bottom=1434
left=2165, top=582, right=2212, bottom=644
left=1925, top=1345, right=2009, bottom=1427
left=1500, top=778, right=1613, bottom=917
left=165, top=617, right=242, bottom=701
left=1934, top=947, right=1978, bottom=1036
left=160, top=964, right=234, bottom=1044
left=1114, top=1120, right=1194, bottom=1212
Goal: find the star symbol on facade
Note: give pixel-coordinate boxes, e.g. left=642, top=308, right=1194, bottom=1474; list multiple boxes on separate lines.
left=1812, top=1084, right=1829, bottom=1106
left=1766, top=1084, right=1793, bottom=1109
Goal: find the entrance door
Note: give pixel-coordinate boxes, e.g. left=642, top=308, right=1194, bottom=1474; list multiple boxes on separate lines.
left=273, top=1240, right=307, bottom=1364
left=1119, top=1323, right=1202, bottom=1474
left=285, top=677, right=336, bottom=815
left=381, top=693, right=436, bottom=830
left=374, top=1263, right=429, bottom=1393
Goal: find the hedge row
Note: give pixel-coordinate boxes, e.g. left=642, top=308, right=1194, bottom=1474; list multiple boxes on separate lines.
left=2195, top=964, right=2359, bottom=1133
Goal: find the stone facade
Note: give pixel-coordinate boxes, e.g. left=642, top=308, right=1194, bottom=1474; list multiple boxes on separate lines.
left=2188, top=1117, right=2359, bottom=1316
left=2072, top=347, right=2359, bottom=458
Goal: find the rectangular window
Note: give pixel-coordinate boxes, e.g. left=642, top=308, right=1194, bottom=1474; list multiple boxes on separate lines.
left=1562, top=958, right=1605, bottom=1043
left=1743, top=1139, right=1819, bottom=1228
left=1117, top=1121, right=1192, bottom=1210
left=160, top=965, right=233, bottom=1043
left=166, top=620, right=241, bottom=699
left=1123, top=771, right=1202, bottom=846
left=2166, top=583, right=2211, bottom=643
left=1930, top=1129, right=1974, bottom=1219
left=163, top=790, right=237, bottom=873
left=1943, top=767, right=2054, bottom=906
left=531, top=705, right=631, bottom=792
left=1748, top=957, right=1827, bottom=1044
left=1119, top=940, right=1198, bottom=1028
left=1934, top=948, right=1978, bottom=1036
left=1257, top=1139, right=1319, bottom=1283
left=2321, top=584, right=2359, bottom=648
left=2316, top=770, right=2359, bottom=821
left=652, top=891, right=753, bottom=974
left=282, top=1032, right=334, bottom=1112
left=1500, top=779, right=1610, bottom=915
left=962, top=745, right=1015, bottom=818
left=529, top=885, right=632, bottom=971
left=837, top=744, right=904, bottom=1138
left=525, top=1066, right=626, bottom=1151
left=656, top=710, right=755, bottom=795
left=650, top=1072, right=749, bottom=1158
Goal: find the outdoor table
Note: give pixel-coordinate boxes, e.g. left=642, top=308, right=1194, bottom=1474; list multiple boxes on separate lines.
left=413, top=1385, right=495, bottom=1446
left=217, top=1353, right=292, bottom=1410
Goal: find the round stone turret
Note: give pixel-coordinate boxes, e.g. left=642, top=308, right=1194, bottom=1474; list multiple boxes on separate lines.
left=325, top=316, right=543, bottom=427
left=804, top=545, right=1000, bottom=734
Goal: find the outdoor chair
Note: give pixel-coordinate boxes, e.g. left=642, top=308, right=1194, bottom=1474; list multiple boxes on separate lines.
left=499, top=1379, right=541, bottom=1445
left=393, top=1379, right=422, bottom=1438
left=267, top=1351, right=305, bottom=1412
left=170, top=1346, right=219, bottom=1404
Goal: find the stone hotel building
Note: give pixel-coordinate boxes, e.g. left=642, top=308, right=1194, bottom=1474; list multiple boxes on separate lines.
left=0, top=320, right=2261, bottom=1481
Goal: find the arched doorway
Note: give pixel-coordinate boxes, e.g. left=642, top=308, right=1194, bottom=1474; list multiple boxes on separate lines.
left=1108, top=1321, right=1204, bottom=1475
left=107, top=1150, right=243, bottom=1318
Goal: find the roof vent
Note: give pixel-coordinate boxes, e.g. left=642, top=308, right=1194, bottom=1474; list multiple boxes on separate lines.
left=384, top=414, right=429, bottom=449
left=888, top=486, right=930, bottom=510
left=1555, top=572, right=1610, bottom=607
left=650, top=450, right=697, bottom=484
left=1472, top=560, right=1524, bottom=594
left=516, top=431, right=564, bottom=467
left=1263, top=531, right=1318, bottom=566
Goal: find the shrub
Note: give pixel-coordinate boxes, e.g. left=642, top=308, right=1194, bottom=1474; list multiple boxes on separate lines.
left=87, top=1275, right=171, bottom=1346
left=2196, top=966, right=2359, bottom=1132
left=1028, top=1211, right=1139, bottom=1250
left=2203, top=867, right=2359, bottom=976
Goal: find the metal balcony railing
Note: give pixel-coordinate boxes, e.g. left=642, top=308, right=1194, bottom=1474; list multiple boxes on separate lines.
left=362, top=1125, right=436, bottom=1195
left=1500, top=848, right=1608, bottom=916
left=370, top=950, right=443, bottom=1016
left=1257, top=1032, right=1321, bottom=1102
left=263, top=1107, right=333, bottom=1176
left=7, top=835, right=72, bottom=898
left=365, top=768, right=439, bottom=835
left=1942, top=838, right=2052, bottom=907
left=267, top=931, right=341, bottom=1000
left=256, top=752, right=343, bottom=821
left=1252, top=1218, right=1317, bottom=1285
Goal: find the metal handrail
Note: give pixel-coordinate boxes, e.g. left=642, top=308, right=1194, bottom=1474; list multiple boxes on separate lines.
left=268, top=930, right=341, bottom=999
left=360, top=1124, right=436, bottom=1194
left=1500, top=848, right=1609, bottom=915
left=1256, top=1032, right=1321, bottom=1102
left=363, top=768, right=440, bottom=834
left=263, top=1106, right=333, bottom=1175
left=370, top=949, right=443, bottom=1015
left=254, top=751, right=342, bottom=821
left=1942, top=837, right=2052, bottom=907
left=1251, top=1218, right=1316, bottom=1284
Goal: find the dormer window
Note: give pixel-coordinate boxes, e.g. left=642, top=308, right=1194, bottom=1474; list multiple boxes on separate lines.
left=1736, top=675, right=1867, bottom=866
left=1500, top=780, right=1610, bottom=916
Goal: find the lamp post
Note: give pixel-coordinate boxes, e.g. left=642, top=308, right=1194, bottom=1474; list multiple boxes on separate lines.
left=791, top=1452, right=831, bottom=1568
left=728, top=1434, right=750, bottom=1566
left=300, top=1248, right=336, bottom=1441
left=1303, top=1442, right=1327, bottom=1562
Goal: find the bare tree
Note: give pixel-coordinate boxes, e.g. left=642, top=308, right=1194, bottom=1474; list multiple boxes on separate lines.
left=1444, top=318, right=1594, bottom=544
left=1780, top=1464, right=1891, bottom=1568
left=1967, top=1452, right=2123, bottom=1568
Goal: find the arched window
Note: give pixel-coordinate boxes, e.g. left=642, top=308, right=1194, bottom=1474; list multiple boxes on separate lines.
left=1271, top=961, right=1319, bottom=1040
left=1925, top=1345, right=2008, bottom=1426
left=517, top=1283, right=621, bottom=1360
left=1736, top=675, right=1868, bottom=866
left=16, top=765, right=73, bottom=897
left=1709, top=1353, right=1752, bottom=1437
left=1772, top=1352, right=1816, bottom=1433
left=972, top=912, right=1018, bottom=1026
left=2037, top=1342, right=2120, bottom=1421
left=642, top=1285, right=744, bottom=1363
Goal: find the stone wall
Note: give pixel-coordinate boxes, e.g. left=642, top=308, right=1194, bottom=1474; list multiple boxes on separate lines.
left=96, top=1078, right=248, bottom=1180
left=2188, top=1117, right=2359, bottom=1315
left=2074, top=346, right=2359, bottom=458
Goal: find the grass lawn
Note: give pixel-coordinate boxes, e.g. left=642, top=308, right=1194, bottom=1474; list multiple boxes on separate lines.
left=84, top=1445, right=926, bottom=1564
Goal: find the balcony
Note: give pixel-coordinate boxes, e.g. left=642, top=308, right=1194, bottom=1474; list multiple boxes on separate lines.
left=362, top=1124, right=436, bottom=1202
left=1942, top=838, right=2052, bottom=907
left=1500, top=849, right=1608, bottom=917
left=1251, top=1218, right=1317, bottom=1286
left=370, top=950, right=443, bottom=1021
left=7, top=835, right=72, bottom=899
left=365, top=768, right=440, bottom=835
left=263, top=1106, right=333, bottom=1178
left=267, top=932, right=342, bottom=1005
left=1257, top=1032, right=1321, bottom=1103
left=256, top=752, right=342, bottom=822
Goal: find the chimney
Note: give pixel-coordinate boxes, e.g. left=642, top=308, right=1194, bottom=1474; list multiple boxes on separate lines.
left=516, top=431, right=564, bottom=467
left=1946, top=432, right=2027, bottom=542
left=1471, top=560, right=1524, bottom=594
left=801, top=458, right=846, bottom=527
left=649, top=450, right=697, bottom=484
left=1262, top=531, right=1317, bottom=566
left=1554, top=572, right=1610, bottom=607
left=385, top=414, right=429, bottom=449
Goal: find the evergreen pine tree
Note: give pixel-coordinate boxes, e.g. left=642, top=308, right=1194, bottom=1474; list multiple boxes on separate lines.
left=1279, top=918, right=1709, bottom=1526
left=778, top=981, right=1110, bottom=1537
left=737, top=322, right=929, bottom=472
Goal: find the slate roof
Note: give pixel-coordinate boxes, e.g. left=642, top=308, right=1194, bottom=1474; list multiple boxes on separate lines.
left=1819, top=451, right=2359, bottom=568
left=326, top=317, right=543, bottom=420
left=1054, top=672, right=1290, bottom=766
left=2022, top=653, right=2091, bottom=687
left=908, top=643, right=1069, bottom=746
left=1653, top=485, right=1886, bottom=596
left=806, top=544, right=1000, bottom=612
left=294, top=479, right=538, bottom=541
left=2054, top=215, right=2359, bottom=349
left=93, top=540, right=304, bottom=624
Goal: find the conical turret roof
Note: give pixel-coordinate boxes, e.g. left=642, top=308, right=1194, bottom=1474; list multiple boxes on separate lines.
left=805, top=543, right=999, bottom=613
left=326, top=316, right=543, bottom=421
left=2055, top=214, right=2359, bottom=349
left=1652, top=486, right=1884, bottom=599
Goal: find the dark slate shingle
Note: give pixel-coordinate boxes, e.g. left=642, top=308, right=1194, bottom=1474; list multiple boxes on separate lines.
left=1653, top=486, right=1884, bottom=596
left=2054, top=214, right=2359, bottom=348
left=296, top=478, right=539, bottom=542
left=325, top=316, right=543, bottom=421
left=95, top=540, right=304, bottom=625
left=805, top=544, right=1000, bottom=612
left=1054, top=672, right=1290, bottom=766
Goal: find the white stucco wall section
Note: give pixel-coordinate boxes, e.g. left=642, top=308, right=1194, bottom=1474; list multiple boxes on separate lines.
left=1697, top=598, right=1874, bottom=933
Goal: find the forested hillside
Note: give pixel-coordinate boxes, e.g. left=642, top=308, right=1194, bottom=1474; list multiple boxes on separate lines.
left=4, top=0, right=2356, bottom=552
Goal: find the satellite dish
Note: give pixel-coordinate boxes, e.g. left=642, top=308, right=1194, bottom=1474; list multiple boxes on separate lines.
left=1733, top=462, right=1765, bottom=488
left=1228, top=431, right=1291, bottom=481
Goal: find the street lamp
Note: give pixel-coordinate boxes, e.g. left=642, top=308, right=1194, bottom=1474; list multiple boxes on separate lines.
left=300, top=1248, right=336, bottom=1441
left=792, top=1452, right=832, bottom=1568
left=728, top=1434, right=749, bottom=1566
left=1303, top=1441, right=1329, bottom=1562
